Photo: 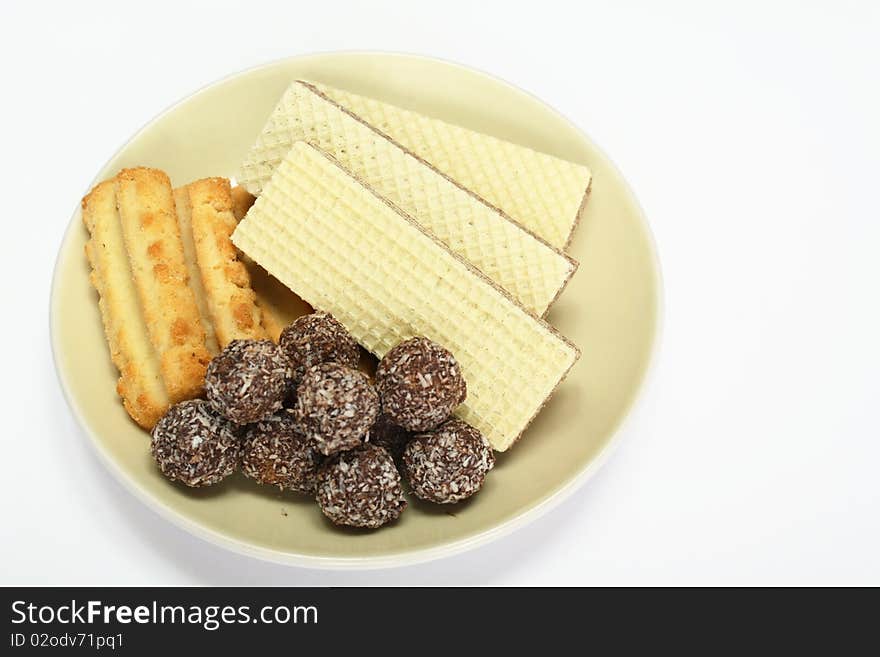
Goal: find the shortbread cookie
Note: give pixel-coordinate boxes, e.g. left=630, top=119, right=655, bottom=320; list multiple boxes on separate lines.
left=230, top=185, right=255, bottom=222
left=312, top=81, right=592, bottom=249
left=115, top=167, right=211, bottom=402
left=236, top=81, right=577, bottom=316
left=173, top=187, right=220, bottom=355
left=82, top=180, right=169, bottom=428
left=184, top=177, right=266, bottom=347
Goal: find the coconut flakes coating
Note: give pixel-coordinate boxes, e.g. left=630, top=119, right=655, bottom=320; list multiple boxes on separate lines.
left=375, top=337, right=467, bottom=432
left=316, top=443, right=407, bottom=528
left=150, top=399, right=240, bottom=487
left=402, top=418, right=495, bottom=504
left=279, top=312, right=360, bottom=386
left=366, top=413, right=411, bottom=462
left=241, top=410, right=322, bottom=494
left=206, top=339, right=292, bottom=425
left=294, top=362, right=379, bottom=456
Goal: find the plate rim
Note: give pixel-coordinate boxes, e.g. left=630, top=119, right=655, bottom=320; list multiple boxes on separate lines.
left=49, top=50, right=664, bottom=570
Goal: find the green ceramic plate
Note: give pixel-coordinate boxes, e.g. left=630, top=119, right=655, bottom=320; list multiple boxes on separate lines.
left=51, top=52, right=661, bottom=568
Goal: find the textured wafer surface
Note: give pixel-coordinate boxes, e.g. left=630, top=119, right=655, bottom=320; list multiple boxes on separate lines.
left=232, top=143, right=579, bottom=451
left=314, top=81, right=591, bottom=250
left=230, top=184, right=291, bottom=341
left=185, top=177, right=266, bottom=347
left=115, top=168, right=211, bottom=403
left=82, top=180, right=169, bottom=428
left=236, top=81, right=576, bottom=316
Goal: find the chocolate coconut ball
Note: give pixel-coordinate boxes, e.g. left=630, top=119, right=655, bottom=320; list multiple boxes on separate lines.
left=402, top=418, right=495, bottom=504
left=241, top=410, right=322, bottom=494
left=375, top=337, right=467, bottom=432
left=294, top=362, right=379, bottom=456
left=279, top=312, right=360, bottom=386
left=316, top=443, right=407, bottom=528
left=150, top=399, right=240, bottom=487
left=206, top=339, right=292, bottom=425
left=367, top=413, right=411, bottom=462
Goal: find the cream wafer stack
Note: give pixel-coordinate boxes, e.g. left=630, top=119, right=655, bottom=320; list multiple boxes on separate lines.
left=311, top=81, right=592, bottom=250
left=232, top=142, right=579, bottom=451
left=82, top=171, right=266, bottom=429
left=228, top=184, right=308, bottom=342
left=236, top=81, right=577, bottom=317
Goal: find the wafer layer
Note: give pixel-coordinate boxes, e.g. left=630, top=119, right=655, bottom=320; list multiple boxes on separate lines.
left=184, top=177, right=266, bottom=347
left=232, top=142, right=579, bottom=451
left=115, top=168, right=211, bottom=403
left=312, top=81, right=592, bottom=249
left=236, top=81, right=576, bottom=316
left=82, top=181, right=169, bottom=428
left=229, top=184, right=291, bottom=341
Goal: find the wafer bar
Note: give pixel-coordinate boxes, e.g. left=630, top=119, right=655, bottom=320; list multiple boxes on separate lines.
left=236, top=81, right=576, bottom=316
left=232, top=142, right=580, bottom=451
left=183, top=177, right=266, bottom=347
left=312, top=81, right=592, bottom=249
left=82, top=180, right=169, bottom=428
left=115, top=168, right=211, bottom=402
left=229, top=184, right=306, bottom=341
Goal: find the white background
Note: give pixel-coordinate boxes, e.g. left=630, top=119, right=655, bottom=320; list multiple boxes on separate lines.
left=1, top=0, right=877, bottom=586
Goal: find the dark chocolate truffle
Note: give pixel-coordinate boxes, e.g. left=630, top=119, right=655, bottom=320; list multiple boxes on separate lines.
left=316, top=443, right=407, bottom=528
left=241, top=410, right=322, bottom=494
left=294, top=362, right=379, bottom=456
left=279, top=312, right=360, bottom=386
left=402, top=418, right=494, bottom=504
left=375, top=337, right=466, bottom=432
left=150, top=399, right=240, bottom=487
left=206, top=339, right=292, bottom=425
left=366, top=413, right=411, bottom=462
